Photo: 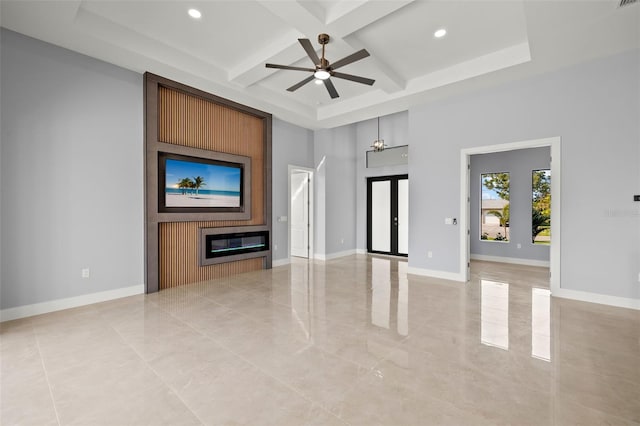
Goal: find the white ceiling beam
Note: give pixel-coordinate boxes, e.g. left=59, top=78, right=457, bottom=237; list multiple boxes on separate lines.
left=229, top=1, right=325, bottom=87
left=233, top=0, right=411, bottom=92
left=321, top=0, right=413, bottom=93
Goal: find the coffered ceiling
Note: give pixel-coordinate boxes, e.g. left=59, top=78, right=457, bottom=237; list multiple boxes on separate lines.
left=1, top=1, right=638, bottom=129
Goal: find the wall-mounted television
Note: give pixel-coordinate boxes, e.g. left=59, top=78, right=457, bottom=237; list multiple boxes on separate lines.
left=158, top=152, right=245, bottom=213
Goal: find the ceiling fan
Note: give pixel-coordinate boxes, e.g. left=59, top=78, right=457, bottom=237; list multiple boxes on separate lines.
left=265, top=33, right=375, bottom=99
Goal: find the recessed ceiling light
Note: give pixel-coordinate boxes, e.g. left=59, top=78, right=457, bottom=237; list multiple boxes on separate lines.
left=188, top=8, right=202, bottom=19
left=434, top=28, right=447, bottom=38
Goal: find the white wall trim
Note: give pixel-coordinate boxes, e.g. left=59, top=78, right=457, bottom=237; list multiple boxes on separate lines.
left=272, top=258, right=291, bottom=267
left=356, top=248, right=367, bottom=254
left=553, top=288, right=640, bottom=311
left=471, top=254, right=550, bottom=268
left=407, top=266, right=466, bottom=282
left=368, top=252, right=408, bottom=261
left=0, top=284, right=144, bottom=322
left=314, top=249, right=357, bottom=261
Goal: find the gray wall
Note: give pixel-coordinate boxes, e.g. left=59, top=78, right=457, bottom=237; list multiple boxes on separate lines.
left=355, top=112, right=409, bottom=252
left=2, top=28, right=637, bottom=311
left=271, top=118, right=314, bottom=262
left=470, top=147, right=550, bottom=261
left=0, top=29, right=144, bottom=309
left=314, top=125, right=357, bottom=256
left=409, top=48, right=639, bottom=299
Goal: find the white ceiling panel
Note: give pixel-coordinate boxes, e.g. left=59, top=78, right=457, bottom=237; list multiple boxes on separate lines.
left=1, top=0, right=638, bottom=129
left=351, top=1, right=529, bottom=80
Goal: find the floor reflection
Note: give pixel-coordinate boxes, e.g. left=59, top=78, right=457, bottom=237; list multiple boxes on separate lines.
left=289, top=261, right=313, bottom=341
left=532, top=287, right=551, bottom=361
left=481, top=279, right=509, bottom=350
left=397, top=261, right=408, bottom=337
left=371, top=257, right=391, bottom=329
left=479, top=277, right=552, bottom=362
left=369, top=257, right=409, bottom=337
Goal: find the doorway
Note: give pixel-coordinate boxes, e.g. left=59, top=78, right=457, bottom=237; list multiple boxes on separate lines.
left=460, top=137, right=560, bottom=293
left=289, top=166, right=313, bottom=259
left=367, top=175, right=408, bottom=256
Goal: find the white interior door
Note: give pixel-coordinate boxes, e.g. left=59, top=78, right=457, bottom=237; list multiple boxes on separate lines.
left=290, top=171, right=309, bottom=258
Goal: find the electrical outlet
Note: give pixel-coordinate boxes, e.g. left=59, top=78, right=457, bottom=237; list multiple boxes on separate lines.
left=81, top=268, right=90, bottom=279
left=274, top=244, right=278, bottom=251
left=427, top=251, right=433, bottom=258
left=517, top=243, right=522, bottom=249
left=340, top=238, right=344, bottom=244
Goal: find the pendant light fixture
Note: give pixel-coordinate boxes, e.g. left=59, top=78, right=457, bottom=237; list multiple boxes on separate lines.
left=371, top=117, right=386, bottom=152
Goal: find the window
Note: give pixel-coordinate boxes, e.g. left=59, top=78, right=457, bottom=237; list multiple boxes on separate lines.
left=532, top=169, right=551, bottom=244
left=480, top=172, right=510, bottom=242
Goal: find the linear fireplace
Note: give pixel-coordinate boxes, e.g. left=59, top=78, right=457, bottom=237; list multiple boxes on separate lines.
left=200, top=226, right=269, bottom=266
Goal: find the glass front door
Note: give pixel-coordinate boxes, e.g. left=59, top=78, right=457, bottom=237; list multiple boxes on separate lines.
left=367, top=175, right=408, bottom=256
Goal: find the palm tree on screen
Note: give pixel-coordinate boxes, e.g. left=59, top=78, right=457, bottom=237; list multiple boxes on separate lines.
left=177, top=178, right=194, bottom=195
left=193, top=176, right=206, bottom=196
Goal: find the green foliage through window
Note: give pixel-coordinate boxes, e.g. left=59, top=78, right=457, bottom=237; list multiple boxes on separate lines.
left=532, top=170, right=551, bottom=244
left=481, top=172, right=510, bottom=242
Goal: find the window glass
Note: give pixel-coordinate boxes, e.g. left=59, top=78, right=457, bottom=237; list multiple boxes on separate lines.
left=481, top=173, right=510, bottom=242
left=532, top=169, right=551, bottom=244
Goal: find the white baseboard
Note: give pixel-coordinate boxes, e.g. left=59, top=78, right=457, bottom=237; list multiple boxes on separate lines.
left=407, top=266, right=466, bottom=282
left=0, top=284, right=145, bottom=322
left=471, top=254, right=550, bottom=268
left=356, top=248, right=366, bottom=255
left=553, top=288, right=639, bottom=311
left=272, top=258, right=291, bottom=267
left=314, top=249, right=357, bottom=261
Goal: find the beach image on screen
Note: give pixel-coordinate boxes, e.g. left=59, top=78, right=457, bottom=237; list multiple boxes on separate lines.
left=165, top=158, right=241, bottom=208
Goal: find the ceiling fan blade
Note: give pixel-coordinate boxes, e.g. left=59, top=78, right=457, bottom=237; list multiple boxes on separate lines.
left=298, top=38, right=321, bottom=65
left=287, top=75, right=315, bottom=92
left=266, top=64, right=315, bottom=72
left=331, top=72, right=375, bottom=86
left=324, top=78, right=339, bottom=99
left=330, top=49, right=370, bottom=70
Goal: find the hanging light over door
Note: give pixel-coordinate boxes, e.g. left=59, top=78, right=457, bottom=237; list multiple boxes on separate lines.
left=371, top=117, right=386, bottom=152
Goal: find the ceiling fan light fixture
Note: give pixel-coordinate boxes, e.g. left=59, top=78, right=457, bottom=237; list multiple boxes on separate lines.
left=188, top=8, right=202, bottom=19
left=314, top=79, right=324, bottom=85
left=314, top=69, right=331, bottom=80
left=434, top=28, right=447, bottom=38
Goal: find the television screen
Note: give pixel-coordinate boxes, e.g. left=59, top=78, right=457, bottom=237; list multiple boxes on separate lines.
left=159, top=153, right=243, bottom=210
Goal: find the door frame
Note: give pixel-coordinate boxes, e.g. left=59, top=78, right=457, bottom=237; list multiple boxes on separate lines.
left=367, top=174, right=409, bottom=257
left=459, top=137, right=561, bottom=294
left=288, top=165, right=314, bottom=260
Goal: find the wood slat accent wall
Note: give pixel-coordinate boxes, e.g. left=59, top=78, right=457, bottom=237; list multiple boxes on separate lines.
left=145, top=74, right=272, bottom=292
left=159, top=221, right=264, bottom=289
left=158, top=87, right=265, bottom=227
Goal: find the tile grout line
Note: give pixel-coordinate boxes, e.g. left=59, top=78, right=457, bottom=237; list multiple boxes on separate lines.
left=149, top=297, right=353, bottom=425
left=33, top=327, right=62, bottom=426
left=107, top=323, right=207, bottom=426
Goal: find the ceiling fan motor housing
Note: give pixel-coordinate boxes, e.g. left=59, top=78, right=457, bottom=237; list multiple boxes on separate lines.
left=319, top=58, right=330, bottom=70
left=318, top=33, right=330, bottom=45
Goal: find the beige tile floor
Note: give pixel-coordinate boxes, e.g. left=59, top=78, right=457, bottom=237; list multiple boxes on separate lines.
left=1, top=255, right=639, bottom=425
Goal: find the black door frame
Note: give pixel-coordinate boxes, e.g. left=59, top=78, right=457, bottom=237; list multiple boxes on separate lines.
left=367, top=174, right=408, bottom=257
